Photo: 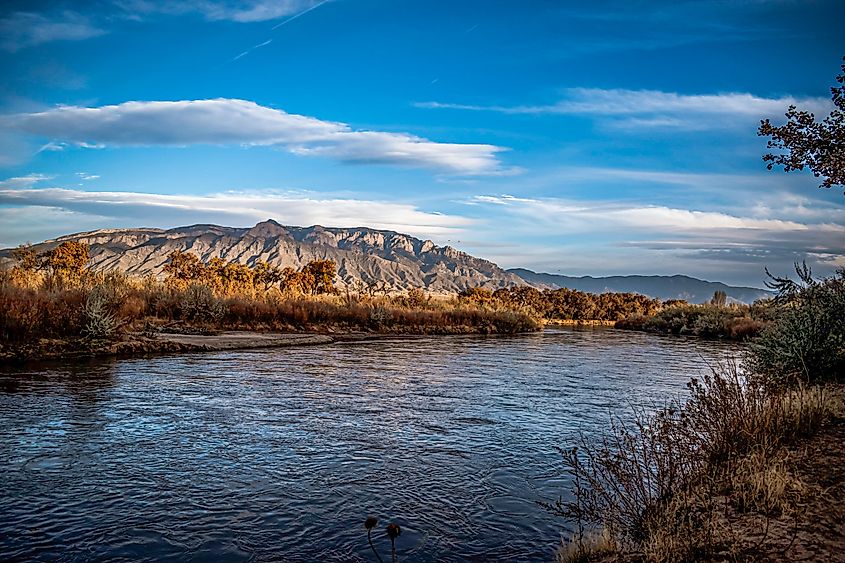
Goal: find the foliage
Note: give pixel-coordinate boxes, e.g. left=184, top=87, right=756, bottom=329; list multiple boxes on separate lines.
left=749, top=264, right=845, bottom=385
left=162, top=251, right=338, bottom=296
left=758, top=57, right=845, bottom=191
left=47, top=241, right=90, bottom=283
left=710, top=290, right=727, bottom=307
left=616, top=302, right=763, bottom=340
left=458, top=285, right=661, bottom=321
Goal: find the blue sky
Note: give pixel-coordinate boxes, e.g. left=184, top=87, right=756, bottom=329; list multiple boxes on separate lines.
left=0, top=0, right=843, bottom=286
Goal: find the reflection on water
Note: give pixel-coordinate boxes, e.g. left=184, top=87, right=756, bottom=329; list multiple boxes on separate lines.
left=0, top=328, right=740, bottom=561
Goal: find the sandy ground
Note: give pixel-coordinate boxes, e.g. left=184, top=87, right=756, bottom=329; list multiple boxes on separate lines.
left=156, top=331, right=334, bottom=350
left=733, top=414, right=845, bottom=562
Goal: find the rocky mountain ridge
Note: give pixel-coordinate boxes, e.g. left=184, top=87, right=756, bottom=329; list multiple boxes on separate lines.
left=2, top=220, right=772, bottom=301
left=7, top=220, right=524, bottom=293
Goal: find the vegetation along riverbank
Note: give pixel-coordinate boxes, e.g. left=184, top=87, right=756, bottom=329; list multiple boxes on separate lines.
left=1, top=239, right=779, bottom=361
left=548, top=266, right=845, bottom=562
left=0, top=243, right=540, bottom=361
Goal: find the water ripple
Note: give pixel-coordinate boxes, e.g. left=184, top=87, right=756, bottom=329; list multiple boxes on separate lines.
left=0, top=327, right=741, bottom=561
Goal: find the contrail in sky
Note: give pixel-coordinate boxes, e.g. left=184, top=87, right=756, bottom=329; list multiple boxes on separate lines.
left=231, top=0, right=330, bottom=62
left=271, top=0, right=330, bottom=30
left=232, top=38, right=273, bottom=61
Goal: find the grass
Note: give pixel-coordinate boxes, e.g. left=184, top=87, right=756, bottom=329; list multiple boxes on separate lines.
left=0, top=269, right=540, bottom=358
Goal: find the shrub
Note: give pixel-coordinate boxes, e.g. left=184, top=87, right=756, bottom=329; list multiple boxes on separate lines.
left=82, top=288, right=117, bottom=342
left=179, top=284, right=225, bottom=323
left=546, top=363, right=836, bottom=561
left=749, top=266, right=845, bottom=385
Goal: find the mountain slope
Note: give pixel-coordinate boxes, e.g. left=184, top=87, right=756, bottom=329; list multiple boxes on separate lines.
left=509, top=268, right=771, bottom=304
left=3, top=220, right=524, bottom=293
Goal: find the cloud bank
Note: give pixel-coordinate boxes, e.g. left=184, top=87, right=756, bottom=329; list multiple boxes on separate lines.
left=0, top=11, right=106, bottom=52
left=116, top=0, right=324, bottom=23
left=417, top=88, right=832, bottom=130
left=4, top=99, right=509, bottom=175
left=468, top=194, right=845, bottom=280
left=0, top=185, right=474, bottom=247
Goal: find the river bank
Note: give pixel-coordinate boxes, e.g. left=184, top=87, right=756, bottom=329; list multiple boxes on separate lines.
left=0, top=322, right=543, bottom=363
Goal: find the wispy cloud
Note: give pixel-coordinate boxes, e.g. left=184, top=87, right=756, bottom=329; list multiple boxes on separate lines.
left=0, top=186, right=475, bottom=245
left=4, top=99, right=511, bottom=175
left=0, top=174, right=53, bottom=189
left=417, top=88, right=832, bottom=130
left=115, top=0, right=326, bottom=23
left=470, top=194, right=837, bottom=233
left=467, top=194, right=845, bottom=279
left=0, top=11, right=106, bottom=52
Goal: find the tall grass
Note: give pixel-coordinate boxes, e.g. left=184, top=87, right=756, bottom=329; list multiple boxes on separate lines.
left=0, top=269, right=540, bottom=352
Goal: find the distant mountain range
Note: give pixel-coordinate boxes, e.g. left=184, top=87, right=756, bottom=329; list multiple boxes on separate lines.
left=509, top=268, right=771, bottom=304
left=1, top=220, right=771, bottom=302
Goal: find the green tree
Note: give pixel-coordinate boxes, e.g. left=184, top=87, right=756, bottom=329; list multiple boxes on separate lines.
left=758, top=57, right=845, bottom=191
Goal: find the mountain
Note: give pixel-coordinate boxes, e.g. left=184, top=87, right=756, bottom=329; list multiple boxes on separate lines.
left=509, top=268, right=771, bottom=304
left=1, top=220, right=524, bottom=293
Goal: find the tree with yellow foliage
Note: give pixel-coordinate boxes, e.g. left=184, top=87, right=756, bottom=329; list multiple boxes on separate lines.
left=302, top=259, right=338, bottom=295
left=47, top=241, right=90, bottom=286
left=163, top=250, right=206, bottom=288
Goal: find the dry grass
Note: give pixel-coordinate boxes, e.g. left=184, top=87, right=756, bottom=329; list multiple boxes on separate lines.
left=0, top=270, right=540, bottom=352
left=556, top=529, right=617, bottom=563
left=546, top=364, right=839, bottom=562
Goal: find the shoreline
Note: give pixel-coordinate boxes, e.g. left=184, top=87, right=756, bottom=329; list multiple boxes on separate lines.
left=0, top=326, right=538, bottom=364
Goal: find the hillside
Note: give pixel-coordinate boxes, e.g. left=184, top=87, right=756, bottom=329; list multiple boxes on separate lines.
left=509, top=268, right=771, bottom=304
left=1, top=220, right=524, bottom=293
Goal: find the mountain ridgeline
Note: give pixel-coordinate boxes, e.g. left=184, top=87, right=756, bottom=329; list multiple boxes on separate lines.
left=4, top=220, right=523, bottom=293
left=1, top=220, right=770, bottom=302
left=509, top=268, right=771, bottom=304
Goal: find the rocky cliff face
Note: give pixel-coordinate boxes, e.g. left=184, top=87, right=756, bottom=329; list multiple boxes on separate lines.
left=7, top=220, right=524, bottom=293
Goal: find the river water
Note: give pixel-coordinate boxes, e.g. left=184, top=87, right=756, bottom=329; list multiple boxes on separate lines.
left=0, top=328, right=740, bottom=562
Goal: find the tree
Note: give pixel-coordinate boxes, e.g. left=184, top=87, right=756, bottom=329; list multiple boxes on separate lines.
left=758, top=57, right=845, bottom=192
left=302, top=259, right=338, bottom=295
left=48, top=241, right=90, bottom=283
left=253, top=261, right=283, bottom=291
left=710, top=290, right=727, bottom=307
left=11, top=245, right=38, bottom=271
left=164, top=250, right=206, bottom=287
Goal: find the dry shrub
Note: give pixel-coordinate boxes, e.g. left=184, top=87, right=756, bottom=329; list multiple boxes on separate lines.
left=0, top=285, right=86, bottom=342
left=556, top=529, right=617, bottom=563
left=547, top=364, right=836, bottom=561
left=725, top=317, right=765, bottom=340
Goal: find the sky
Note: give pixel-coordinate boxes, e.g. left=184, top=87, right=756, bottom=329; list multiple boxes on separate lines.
left=0, top=0, right=844, bottom=287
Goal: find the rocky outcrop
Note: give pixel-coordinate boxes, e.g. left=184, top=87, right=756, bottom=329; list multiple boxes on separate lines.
left=5, top=220, right=524, bottom=293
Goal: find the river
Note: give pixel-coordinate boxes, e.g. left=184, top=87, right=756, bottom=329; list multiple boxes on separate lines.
left=0, top=328, right=740, bottom=562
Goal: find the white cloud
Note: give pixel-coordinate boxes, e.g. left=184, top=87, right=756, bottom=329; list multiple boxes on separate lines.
left=75, top=172, right=100, bottom=181
left=471, top=194, right=844, bottom=234
left=417, top=89, right=833, bottom=129
left=115, top=0, right=325, bottom=23
left=465, top=193, right=845, bottom=283
left=0, top=186, right=475, bottom=246
left=5, top=99, right=510, bottom=175
left=0, top=174, right=53, bottom=189
left=0, top=11, right=106, bottom=52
